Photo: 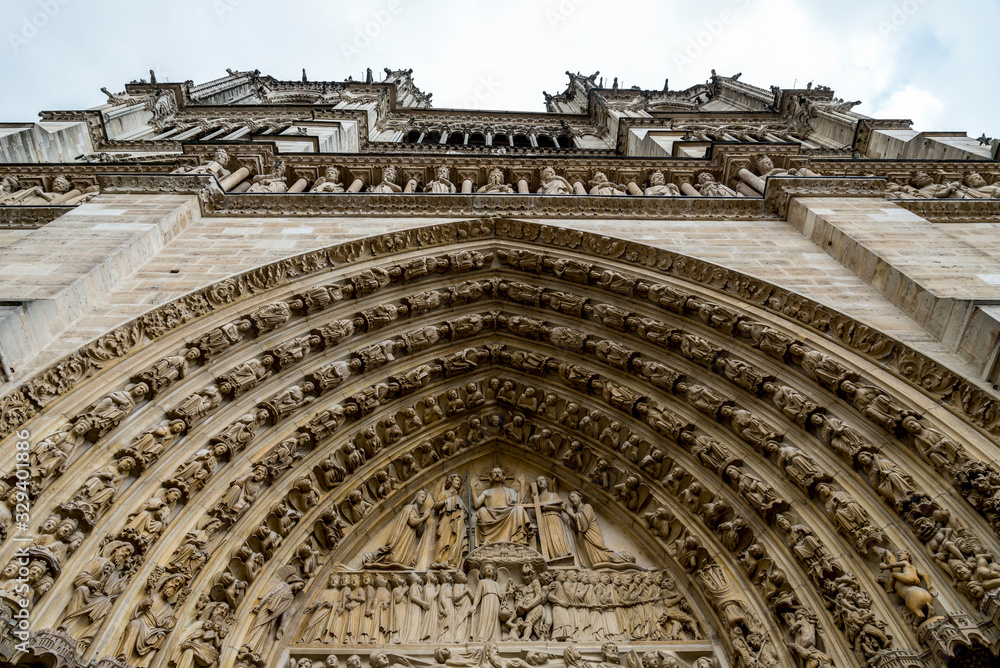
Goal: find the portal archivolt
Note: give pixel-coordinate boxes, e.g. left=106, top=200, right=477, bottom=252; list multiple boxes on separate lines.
left=3, top=222, right=999, bottom=668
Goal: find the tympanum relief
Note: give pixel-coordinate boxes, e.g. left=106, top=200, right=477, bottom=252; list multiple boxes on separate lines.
left=288, top=458, right=711, bottom=668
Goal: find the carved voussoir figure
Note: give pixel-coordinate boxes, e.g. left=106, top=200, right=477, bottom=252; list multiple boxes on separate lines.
left=76, top=383, right=148, bottom=441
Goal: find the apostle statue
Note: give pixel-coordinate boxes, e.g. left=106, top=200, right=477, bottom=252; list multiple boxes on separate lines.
left=534, top=477, right=573, bottom=562
left=432, top=474, right=469, bottom=569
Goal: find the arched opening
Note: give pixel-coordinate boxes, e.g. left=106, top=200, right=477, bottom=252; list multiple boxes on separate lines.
left=468, top=132, right=487, bottom=146
left=535, top=135, right=556, bottom=148
left=512, top=134, right=532, bottom=148
left=4, top=224, right=996, bottom=668
left=405, top=130, right=421, bottom=143
left=422, top=131, right=442, bottom=144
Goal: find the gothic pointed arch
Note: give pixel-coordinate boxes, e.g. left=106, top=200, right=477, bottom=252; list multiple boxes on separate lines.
left=3, top=222, right=1000, bottom=668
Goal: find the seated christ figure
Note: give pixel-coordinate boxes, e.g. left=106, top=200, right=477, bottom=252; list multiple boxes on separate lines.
left=472, top=466, right=533, bottom=546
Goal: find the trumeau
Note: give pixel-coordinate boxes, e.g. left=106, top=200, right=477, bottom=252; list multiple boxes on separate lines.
left=0, top=69, right=999, bottom=668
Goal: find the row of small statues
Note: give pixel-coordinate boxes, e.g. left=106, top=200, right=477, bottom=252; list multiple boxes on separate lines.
left=0, top=174, right=100, bottom=206
left=886, top=171, right=1000, bottom=199
left=175, top=150, right=742, bottom=197
left=289, top=645, right=715, bottom=668
left=298, top=567, right=697, bottom=646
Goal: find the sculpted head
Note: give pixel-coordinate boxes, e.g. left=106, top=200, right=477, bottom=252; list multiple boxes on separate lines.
left=754, top=155, right=775, bottom=174
left=489, top=466, right=505, bottom=485
left=911, top=171, right=934, bottom=188
left=347, top=655, right=362, bottom=668
left=51, top=175, right=72, bottom=193
left=212, top=148, right=230, bottom=165
left=382, top=166, right=398, bottom=183
left=325, top=656, right=339, bottom=668
left=481, top=561, right=497, bottom=579
left=568, top=491, right=583, bottom=506
left=0, top=176, right=20, bottom=193
left=324, top=166, right=341, bottom=181
left=601, top=644, right=619, bottom=664
left=697, top=171, right=715, bottom=185
left=964, top=172, right=988, bottom=188
left=436, top=165, right=450, bottom=181
left=542, top=167, right=556, bottom=181
left=39, top=516, right=59, bottom=534
left=649, top=170, right=665, bottom=186
left=489, top=168, right=504, bottom=184
left=329, top=573, right=341, bottom=588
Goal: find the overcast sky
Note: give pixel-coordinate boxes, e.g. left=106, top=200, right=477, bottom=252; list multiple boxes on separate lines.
left=1, top=0, right=997, bottom=138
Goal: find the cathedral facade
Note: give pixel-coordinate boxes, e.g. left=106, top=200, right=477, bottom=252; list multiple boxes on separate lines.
left=0, top=68, right=999, bottom=668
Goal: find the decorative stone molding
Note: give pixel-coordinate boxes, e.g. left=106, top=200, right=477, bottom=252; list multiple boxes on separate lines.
left=0, top=206, right=72, bottom=229
left=764, top=176, right=887, bottom=218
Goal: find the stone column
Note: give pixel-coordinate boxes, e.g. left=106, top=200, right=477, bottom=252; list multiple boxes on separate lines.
left=347, top=178, right=364, bottom=192
left=517, top=179, right=530, bottom=194
left=680, top=182, right=700, bottom=197
left=287, top=178, right=308, bottom=193
left=461, top=180, right=474, bottom=194
left=219, top=167, right=250, bottom=191
left=738, top=168, right=766, bottom=194
left=404, top=179, right=419, bottom=193
left=626, top=181, right=643, bottom=196
left=573, top=181, right=587, bottom=195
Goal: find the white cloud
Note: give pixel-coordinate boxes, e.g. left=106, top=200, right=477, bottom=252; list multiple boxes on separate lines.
left=0, top=0, right=996, bottom=138
left=871, top=85, right=946, bottom=131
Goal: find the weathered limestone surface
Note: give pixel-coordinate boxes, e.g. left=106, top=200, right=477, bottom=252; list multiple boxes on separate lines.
left=789, top=197, right=1000, bottom=375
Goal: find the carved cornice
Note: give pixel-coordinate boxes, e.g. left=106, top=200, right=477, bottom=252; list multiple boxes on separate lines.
left=197, top=191, right=767, bottom=220
left=764, top=175, right=888, bottom=217
left=0, top=206, right=72, bottom=229
left=891, top=198, right=1000, bottom=223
